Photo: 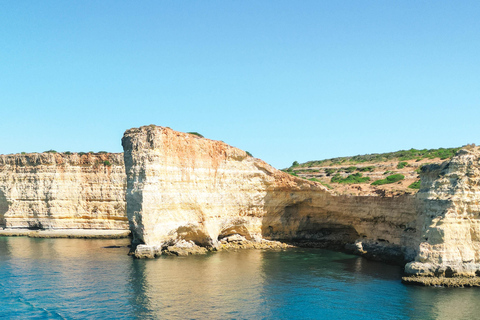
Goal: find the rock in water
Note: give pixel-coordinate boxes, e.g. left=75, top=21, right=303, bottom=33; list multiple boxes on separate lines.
left=405, top=146, right=480, bottom=281
left=122, top=125, right=326, bottom=255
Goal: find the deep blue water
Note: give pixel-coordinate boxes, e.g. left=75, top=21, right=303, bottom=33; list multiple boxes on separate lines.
left=1, top=237, right=479, bottom=319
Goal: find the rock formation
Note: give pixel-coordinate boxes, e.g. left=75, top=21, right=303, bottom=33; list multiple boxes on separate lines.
left=122, top=125, right=419, bottom=260
left=0, top=152, right=128, bottom=230
left=404, top=146, right=480, bottom=284
left=3, top=124, right=479, bottom=286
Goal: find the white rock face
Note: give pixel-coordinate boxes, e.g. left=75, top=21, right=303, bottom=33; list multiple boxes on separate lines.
left=122, top=125, right=419, bottom=261
left=0, top=153, right=128, bottom=230
left=122, top=125, right=322, bottom=247
left=405, top=147, right=480, bottom=277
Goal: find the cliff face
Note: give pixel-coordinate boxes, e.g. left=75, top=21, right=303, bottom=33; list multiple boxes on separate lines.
left=405, top=147, right=480, bottom=278
left=266, top=193, right=419, bottom=262
left=122, top=126, right=322, bottom=248
left=122, top=125, right=419, bottom=260
left=0, top=153, right=128, bottom=229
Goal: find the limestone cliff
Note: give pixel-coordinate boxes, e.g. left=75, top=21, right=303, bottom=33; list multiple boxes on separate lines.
left=405, top=146, right=480, bottom=279
left=0, top=152, right=128, bottom=229
left=122, top=126, right=321, bottom=252
left=122, top=125, right=419, bottom=260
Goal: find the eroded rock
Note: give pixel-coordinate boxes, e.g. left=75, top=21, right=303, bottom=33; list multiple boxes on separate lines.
left=0, top=152, right=128, bottom=230
left=404, top=147, right=480, bottom=282
left=122, top=125, right=419, bottom=262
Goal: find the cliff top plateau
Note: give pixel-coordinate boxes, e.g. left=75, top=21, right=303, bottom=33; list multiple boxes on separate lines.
left=285, top=146, right=473, bottom=197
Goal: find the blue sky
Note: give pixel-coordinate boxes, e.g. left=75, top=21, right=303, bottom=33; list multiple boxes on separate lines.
left=1, top=1, right=479, bottom=168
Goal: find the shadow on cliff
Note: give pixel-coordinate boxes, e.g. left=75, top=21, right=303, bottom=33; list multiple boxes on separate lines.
left=0, top=189, right=7, bottom=227
left=260, top=190, right=359, bottom=249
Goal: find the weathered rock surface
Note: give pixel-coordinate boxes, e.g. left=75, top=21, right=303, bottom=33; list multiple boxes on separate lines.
left=0, top=152, right=128, bottom=230
left=122, top=125, right=323, bottom=255
left=3, top=125, right=477, bottom=286
left=122, top=125, right=420, bottom=261
left=404, top=146, right=480, bottom=281
left=401, top=276, right=480, bottom=287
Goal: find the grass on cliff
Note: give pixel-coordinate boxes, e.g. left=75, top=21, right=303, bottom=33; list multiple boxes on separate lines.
left=371, top=174, right=405, bottom=186
left=291, top=147, right=462, bottom=169
left=397, top=161, right=409, bottom=169
left=308, top=178, right=333, bottom=189
left=408, top=180, right=421, bottom=189
left=187, top=132, right=204, bottom=138
left=331, top=173, right=370, bottom=184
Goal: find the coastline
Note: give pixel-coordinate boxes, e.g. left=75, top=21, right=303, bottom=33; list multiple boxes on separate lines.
left=402, top=276, right=480, bottom=288
left=0, top=228, right=131, bottom=239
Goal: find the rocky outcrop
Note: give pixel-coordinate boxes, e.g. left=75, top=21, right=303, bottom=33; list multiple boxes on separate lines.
left=404, top=146, right=480, bottom=284
left=0, top=152, right=128, bottom=230
left=122, top=125, right=420, bottom=260
left=121, top=125, right=323, bottom=257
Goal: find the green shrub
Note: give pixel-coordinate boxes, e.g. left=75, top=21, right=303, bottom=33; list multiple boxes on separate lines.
left=88, top=151, right=94, bottom=154
left=308, top=178, right=320, bottom=182
left=291, top=161, right=300, bottom=167
left=372, top=174, right=405, bottom=186
left=78, top=152, right=86, bottom=156
left=298, top=147, right=461, bottom=168
left=64, top=151, right=72, bottom=155
left=344, top=166, right=357, bottom=173
left=21, top=152, right=26, bottom=155
left=104, top=160, right=112, bottom=166
left=408, top=180, right=421, bottom=189
left=246, top=151, right=253, bottom=157
left=98, top=151, right=108, bottom=154
left=397, top=161, right=409, bottom=169
left=187, top=132, right=204, bottom=138
left=44, top=150, right=57, bottom=153
left=358, top=166, right=375, bottom=172
left=331, top=173, right=370, bottom=184
left=325, top=168, right=336, bottom=175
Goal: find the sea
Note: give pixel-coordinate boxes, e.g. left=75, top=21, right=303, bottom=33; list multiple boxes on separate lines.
left=1, top=237, right=479, bottom=320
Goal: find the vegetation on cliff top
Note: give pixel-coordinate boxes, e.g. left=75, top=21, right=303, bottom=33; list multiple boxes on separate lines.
left=408, top=180, right=421, bottom=189
left=291, top=147, right=462, bottom=169
left=331, top=173, right=370, bottom=184
left=187, top=132, right=204, bottom=138
left=371, top=174, right=405, bottom=186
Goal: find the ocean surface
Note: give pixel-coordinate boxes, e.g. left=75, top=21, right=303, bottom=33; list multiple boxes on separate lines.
left=1, top=237, right=479, bottom=320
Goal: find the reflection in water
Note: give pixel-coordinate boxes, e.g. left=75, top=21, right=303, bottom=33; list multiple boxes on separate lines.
left=1, top=237, right=134, bottom=319
left=129, top=250, right=266, bottom=319
left=406, top=286, right=480, bottom=320
left=2, top=238, right=480, bottom=319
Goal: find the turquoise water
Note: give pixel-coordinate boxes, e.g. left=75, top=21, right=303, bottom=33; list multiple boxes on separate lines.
left=1, top=237, right=480, bottom=319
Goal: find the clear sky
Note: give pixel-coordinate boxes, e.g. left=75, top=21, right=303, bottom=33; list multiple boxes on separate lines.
left=1, top=1, right=479, bottom=168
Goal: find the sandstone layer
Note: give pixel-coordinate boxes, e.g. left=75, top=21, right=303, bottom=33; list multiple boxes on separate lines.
left=0, top=152, right=128, bottom=230
left=122, top=125, right=420, bottom=260
left=404, top=146, right=480, bottom=282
